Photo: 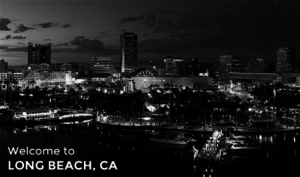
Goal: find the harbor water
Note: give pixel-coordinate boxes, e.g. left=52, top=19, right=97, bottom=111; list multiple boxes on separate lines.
left=0, top=123, right=299, bottom=177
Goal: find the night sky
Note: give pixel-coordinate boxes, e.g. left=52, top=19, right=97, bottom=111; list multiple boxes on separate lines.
left=0, top=0, right=299, bottom=68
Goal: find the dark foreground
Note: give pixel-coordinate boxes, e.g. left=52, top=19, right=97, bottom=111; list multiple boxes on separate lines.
left=0, top=122, right=299, bottom=177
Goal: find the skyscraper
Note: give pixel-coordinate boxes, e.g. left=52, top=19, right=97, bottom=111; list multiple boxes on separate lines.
left=91, top=56, right=112, bottom=74
left=241, top=58, right=252, bottom=72
left=0, top=59, right=8, bottom=73
left=28, top=43, right=51, bottom=65
left=251, top=58, right=264, bottom=73
left=277, top=47, right=295, bottom=72
left=218, top=54, right=233, bottom=76
left=164, top=55, right=176, bottom=76
left=251, top=49, right=264, bottom=73
left=120, top=32, right=137, bottom=73
left=186, top=58, right=198, bottom=76
left=232, top=56, right=242, bottom=73
left=163, top=56, right=185, bottom=76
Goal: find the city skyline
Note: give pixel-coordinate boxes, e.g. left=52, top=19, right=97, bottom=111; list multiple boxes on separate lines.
left=0, top=0, right=299, bottom=67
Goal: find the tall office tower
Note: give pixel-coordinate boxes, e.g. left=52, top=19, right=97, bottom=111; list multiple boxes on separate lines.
left=0, top=59, right=8, bottom=73
left=241, top=58, right=251, bottom=72
left=120, top=32, right=137, bottom=73
left=186, top=58, right=198, bottom=76
left=163, top=56, right=185, bottom=76
left=277, top=47, right=295, bottom=72
left=164, top=55, right=176, bottom=76
left=174, top=58, right=185, bottom=76
left=28, top=43, right=51, bottom=65
left=232, top=56, right=242, bottom=73
left=73, top=63, right=90, bottom=76
left=251, top=58, right=264, bottom=73
left=218, top=54, right=233, bottom=76
left=251, top=49, right=264, bottom=73
left=91, top=56, right=112, bottom=74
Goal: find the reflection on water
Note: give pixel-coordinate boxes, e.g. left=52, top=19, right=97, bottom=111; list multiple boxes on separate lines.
left=1, top=123, right=300, bottom=177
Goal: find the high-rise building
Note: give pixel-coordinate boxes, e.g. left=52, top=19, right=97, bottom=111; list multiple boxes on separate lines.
left=186, top=58, right=198, bottom=76
left=241, top=58, right=252, bottom=72
left=164, top=56, right=176, bottom=76
left=232, top=56, right=242, bottom=73
left=120, top=32, right=137, bottom=73
left=73, top=63, right=90, bottom=76
left=174, top=58, right=185, bottom=76
left=28, top=43, right=51, bottom=65
left=240, top=57, right=264, bottom=73
left=92, top=56, right=112, bottom=74
left=0, top=59, right=8, bottom=73
left=218, top=54, right=233, bottom=76
left=251, top=58, right=264, bottom=73
left=163, top=56, right=185, bottom=76
left=277, top=47, right=295, bottom=72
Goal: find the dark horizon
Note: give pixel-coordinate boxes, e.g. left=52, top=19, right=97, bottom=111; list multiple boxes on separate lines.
left=0, top=0, right=299, bottom=67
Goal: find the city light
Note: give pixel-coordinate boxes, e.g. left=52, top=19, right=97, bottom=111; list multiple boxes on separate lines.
left=0, top=1, right=298, bottom=176
left=142, top=117, right=151, bottom=121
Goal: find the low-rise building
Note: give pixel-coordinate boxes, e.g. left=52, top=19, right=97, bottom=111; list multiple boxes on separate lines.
left=227, top=73, right=282, bottom=84
left=279, top=73, right=300, bottom=87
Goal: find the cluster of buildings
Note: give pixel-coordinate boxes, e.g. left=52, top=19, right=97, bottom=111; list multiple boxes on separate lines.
left=148, top=56, right=213, bottom=77
left=218, top=47, right=297, bottom=77
left=0, top=32, right=214, bottom=90
left=218, top=47, right=300, bottom=87
left=0, top=32, right=299, bottom=91
left=218, top=54, right=265, bottom=75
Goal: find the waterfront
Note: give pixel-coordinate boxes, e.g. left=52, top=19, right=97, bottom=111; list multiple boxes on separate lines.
left=0, top=122, right=299, bottom=177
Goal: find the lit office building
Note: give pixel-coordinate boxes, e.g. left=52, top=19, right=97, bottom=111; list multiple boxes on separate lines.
left=28, top=43, right=51, bottom=65
left=277, top=47, right=295, bottom=72
left=73, top=63, right=90, bottom=76
left=164, top=56, right=175, bottom=76
left=120, top=32, right=137, bottom=73
left=232, top=56, right=242, bottom=73
left=251, top=58, right=264, bottom=73
left=186, top=58, right=198, bottom=76
left=164, top=56, right=184, bottom=76
left=0, top=59, right=8, bottom=73
left=219, top=54, right=233, bottom=76
left=92, top=56, right=112, bottom=74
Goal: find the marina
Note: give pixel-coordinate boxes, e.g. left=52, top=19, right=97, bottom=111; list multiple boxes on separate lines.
left=1, top=121, right=299, bottom=177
